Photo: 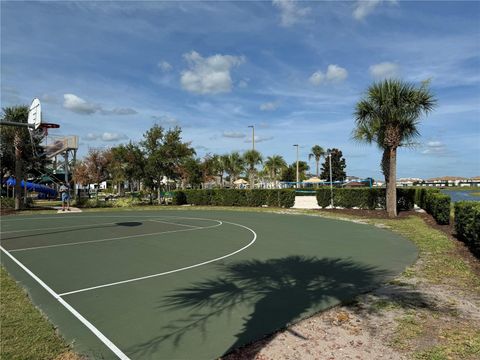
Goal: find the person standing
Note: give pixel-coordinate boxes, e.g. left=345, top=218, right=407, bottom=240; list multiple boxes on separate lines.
left=59, top=182, right=71, bottom=211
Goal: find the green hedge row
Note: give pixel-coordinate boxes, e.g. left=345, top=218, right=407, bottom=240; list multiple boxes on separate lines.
left=454, top=201, right=480, bottom=257
left=415, top=188, right=451, bottom=225
left=172, top=189, right=295, bottom=208
left=315, top=188, right=415, bottom=211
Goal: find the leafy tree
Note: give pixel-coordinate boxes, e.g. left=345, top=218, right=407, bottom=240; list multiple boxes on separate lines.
left=105, top=142, right=145, bottom=194
left=243, top=150, right=263, bottom=188
left=223, top=152, right=245, bottom=184
left=353, top=79, right=435, bottom=217
left=281, top=161, right=309, bottom=182
left=264, top=155, right=287, bottom=184
left=179, top=157, right=203, bottom=188
left=308, top=145, right=325, bottom=177
left=122, top=142, right=145, bottom=192
left=320, top=148, right=346, bottom=182
left=84, top=148, right=109, bottom=199
left=201, top=154, right=220, bottom=187
left=1, top=106, right=47, bottom=209
left=141, top=125, right=195, bottom=202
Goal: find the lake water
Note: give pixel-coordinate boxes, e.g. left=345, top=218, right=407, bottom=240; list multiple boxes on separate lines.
left=440, top=189, right=480, bottom=202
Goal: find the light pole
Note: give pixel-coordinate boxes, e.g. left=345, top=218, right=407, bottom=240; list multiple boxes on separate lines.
left=248, top=125, right=255, bottom=151
left=293, top=144, right=299, bottom=188
left=328, top=151, right=333, bottom=208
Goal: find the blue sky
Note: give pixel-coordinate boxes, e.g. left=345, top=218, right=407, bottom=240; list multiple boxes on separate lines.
left=1, top=0, right=479, bottom=179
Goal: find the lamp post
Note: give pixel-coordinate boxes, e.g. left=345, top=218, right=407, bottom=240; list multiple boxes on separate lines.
left=248, top=125, right=255, bottom=151
left=328, top=151, right=333, bottom=208
left=293, top=144, right=299, bottom=188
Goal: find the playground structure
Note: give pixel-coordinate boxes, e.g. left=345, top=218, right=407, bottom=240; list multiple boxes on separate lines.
left=1, top=98, right=79, bottom=205
left=5, top=178, right=57, bottom=199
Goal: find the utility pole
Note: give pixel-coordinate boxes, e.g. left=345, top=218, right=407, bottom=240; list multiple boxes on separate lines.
left=248, top=125, right=255, bottom=151
left=329, top=152, right=333, bottom=208
left=293, top=144, right=299, bottom=188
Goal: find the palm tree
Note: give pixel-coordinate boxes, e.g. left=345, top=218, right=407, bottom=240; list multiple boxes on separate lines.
left=243, top=150, right=263, bottom=188
left=264, top=155, right=287, bottom=187
left=224, top=152, right=245, bottom=184
left=308, top=145, right=325, bottom=177
left=353, top=79, right=436, bottom=217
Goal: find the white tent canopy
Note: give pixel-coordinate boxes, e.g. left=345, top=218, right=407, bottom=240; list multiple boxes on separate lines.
left=233, top=179, right=248, bottom=185
left=303, top=176, right=323, bottom=183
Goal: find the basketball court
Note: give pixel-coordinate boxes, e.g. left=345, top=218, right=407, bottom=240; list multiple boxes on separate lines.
left=0, top=209, right=417, bottom=359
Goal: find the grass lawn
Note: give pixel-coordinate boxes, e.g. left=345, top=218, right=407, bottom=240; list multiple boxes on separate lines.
left=0, top=267, right=80, bottom=360
left=1, top=206, right=479, bottom=359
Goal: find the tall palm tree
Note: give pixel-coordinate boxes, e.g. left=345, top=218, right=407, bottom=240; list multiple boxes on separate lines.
left=353, top=79, right=436, bottom=217
left=308, top=145, right=325, bottom=177
left=224, top=152, right=245, bottom=184
left=243, top=150, right=263, bottom=188
left=264, top=155, right=287, bottom=187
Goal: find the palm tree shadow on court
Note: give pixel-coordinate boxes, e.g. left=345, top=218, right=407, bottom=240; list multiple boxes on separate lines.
left=128, top=255, right=401, bottom=358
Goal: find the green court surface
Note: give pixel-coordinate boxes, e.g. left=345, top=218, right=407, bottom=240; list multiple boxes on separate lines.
left=0, top=210, right=417, bottom=359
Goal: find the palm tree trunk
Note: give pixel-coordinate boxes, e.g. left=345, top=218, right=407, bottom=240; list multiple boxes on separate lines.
left=386, top=147, right=397, bottom=217
left=316, top=160, right=319, bottom=177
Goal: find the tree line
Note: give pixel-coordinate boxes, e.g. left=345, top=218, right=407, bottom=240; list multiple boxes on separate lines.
left=73, top=123, right=347, bottom=203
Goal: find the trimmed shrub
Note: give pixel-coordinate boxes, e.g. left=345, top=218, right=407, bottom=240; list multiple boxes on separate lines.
left=397, top=188, right=416, bottom=211
left=171, top=189, right=295, bottom=208
left=315, top=188, right=414, bottom=211
left=422, top=189, right=451, bottom=225
left=111, top=198, right=142, bottom=208
left=454, top=201, right=480, bottom=257
left=0, top=197, right=15, bottom=209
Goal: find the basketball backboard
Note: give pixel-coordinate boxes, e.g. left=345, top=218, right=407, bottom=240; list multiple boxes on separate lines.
left=27, top=98, right=42, bottom=130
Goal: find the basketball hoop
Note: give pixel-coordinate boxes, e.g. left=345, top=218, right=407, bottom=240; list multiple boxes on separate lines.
left=39, top=122, right=60, bottom=136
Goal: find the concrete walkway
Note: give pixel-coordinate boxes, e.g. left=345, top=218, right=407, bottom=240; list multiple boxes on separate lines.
left=53, top=207, right=83, bottom=213
left=292, top=196, right=321, bottom=209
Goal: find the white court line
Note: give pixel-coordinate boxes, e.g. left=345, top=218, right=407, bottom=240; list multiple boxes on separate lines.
left=9, top=220, right=222, bottom=253
left=1, top=216, right=204, bottom=235
left=59, top=220, right=257, bottom=297
left=0, top=245, right=130, bottom=360
left=0, top=220, right=134, bottom=235
left=147, top=219, right=198, bottom=228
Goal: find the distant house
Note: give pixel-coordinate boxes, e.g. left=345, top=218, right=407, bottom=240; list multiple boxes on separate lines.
left=397, top=178, right=423, bottom=187
left=423, top=176, right=480, bottom=187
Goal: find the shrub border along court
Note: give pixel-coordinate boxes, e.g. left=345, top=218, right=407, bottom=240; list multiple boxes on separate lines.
left=315, top=188, right=416, bottom=212
left=415, top=188, right=451, bottom=225
left=172, top=189, right=296, bottom=208
left=454, top=201, right=480, bottom=257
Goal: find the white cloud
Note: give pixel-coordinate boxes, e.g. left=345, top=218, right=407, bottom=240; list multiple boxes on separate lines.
left=272, top=0, right=310, bottom=27
left=180, top=51, right=245, bottom=94
left=101, top=108, right=138, bottom=115
left=63, top=94, right=99, bottom=114
left=260, top=101, right=279, bottom=111
left=422, top=140, right=447, bottom=155
left=86, top=133, right=99, bottom=140
left=101, top=132, right=127, bottom=141
left=158, top=61, right=172, bottom=71
left=151, top=114, right=179, bottom=126
left=309, top=71, right=325, bottom=85
left=223, top=131, right=246, bottom=139
left=353, top=0, right=396, bottom=21
left=353, top=0, right=381, bottom=20
left=309, top=65, right=348, bottom=86
left=85, top=132, right=127, bottom=142
left=326, top=64, right=348, bottom=82
left=369, top=62, right=400, bottom=79
left=63, top=93, right=136, bottom=116
left=244, top=135, right=274, bottom=143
